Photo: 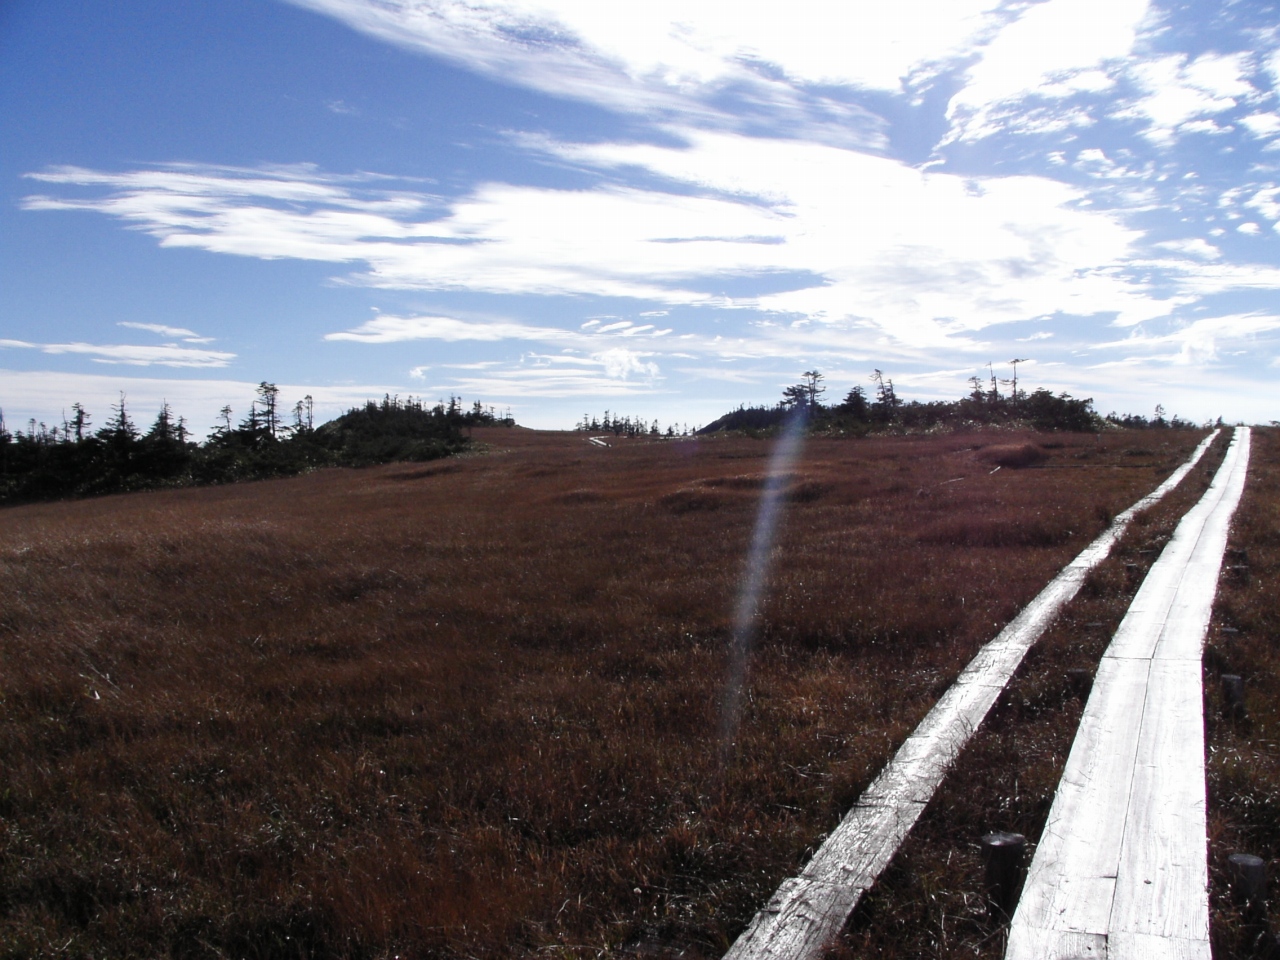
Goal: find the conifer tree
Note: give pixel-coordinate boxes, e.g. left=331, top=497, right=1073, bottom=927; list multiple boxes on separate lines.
left=70, top=402, right=91, bottom=442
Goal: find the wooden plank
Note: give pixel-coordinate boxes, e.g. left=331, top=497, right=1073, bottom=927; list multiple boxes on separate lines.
left=722, top=431, right=1222, bottom=960
left=1007, top=428, right=1251, bottom=960
left=1111, top=659, right=1208, bottom=943
left=799, top=800, right=929, bottom=889
left=1005, top=926, right=1107, bottom=959
left=1108, top=931, right=1209, bottom=960
left=1011, top=655, right=1149, bottom=938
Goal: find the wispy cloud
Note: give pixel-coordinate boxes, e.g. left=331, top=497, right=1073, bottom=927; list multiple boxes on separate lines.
left=422, top=350, right=661, bottom=397
left=118, top=321, right=216, bottom=344
left=325, top=314, right=572, bottom=343
left=14, top=0, right=1280, bottom=426
left=1117, top=52, right=1259, bottom=146
left=1091, top=312, right=1280, bottom=365
left=0, top=338, right=235, bottom=368
left=283, top=0, right=1016, bottom=146
left=945, top=0, right=1148, bottom=143
left=118, top=321, right=199, bottom=338
left=25, top=139, right=1223, bottom=352
left=287, top=0, right=1001, bottom=99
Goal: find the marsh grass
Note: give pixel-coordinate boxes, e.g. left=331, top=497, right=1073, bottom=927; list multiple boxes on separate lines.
left=0, top=427, right=1212, bottom=959
left=826, top=428, right=1232, bottom=958
left=1205, top=426, right=1280, bottom=957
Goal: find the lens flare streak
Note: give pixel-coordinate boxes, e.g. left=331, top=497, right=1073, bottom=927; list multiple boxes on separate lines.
left=718, top=410, right=808, bottom=757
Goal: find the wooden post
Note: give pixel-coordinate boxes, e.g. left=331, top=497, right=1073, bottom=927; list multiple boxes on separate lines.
left=982, top=831, right=1026, bottom=918
left=1222, top=674, right=1247, bottom=721
left=1067, top=668, right=1092, bottom=699
left=1226, top=853, right=1266, bottom=924
left=1227, top=563, right=1251, bottom=585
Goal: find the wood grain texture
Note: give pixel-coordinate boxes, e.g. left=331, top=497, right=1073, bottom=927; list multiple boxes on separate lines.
left=722, top=432, right=1222, bottom=960
left=1007, top=428, right=1250, bottom=960
left=1112, top=660, right=1208, bottom=942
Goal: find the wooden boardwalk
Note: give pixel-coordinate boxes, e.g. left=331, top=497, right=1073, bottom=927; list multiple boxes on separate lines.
left=723, top=431, right=1222, bottom=960
left=1006, top=426, right=1252, bottom=960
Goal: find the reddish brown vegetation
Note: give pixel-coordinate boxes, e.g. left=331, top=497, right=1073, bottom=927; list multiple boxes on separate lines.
left=828, top=429, right=1232, bottom=958
left=0, top=426, right=1213, bottom=959
left=974, top=443, right=1048, bottom=469
left=1206, top=426, right=1280, bottom=956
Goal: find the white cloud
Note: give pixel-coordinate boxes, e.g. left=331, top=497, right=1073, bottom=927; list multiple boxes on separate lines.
left=287, top=0, right=1003, bottom=135
left=1072, top=147, right=1148, bottom=179
left=1118, top=53, right=1256, bottom=146
left=324, top=312, right=681, bottom=346
left=11, top=0, right=1280, bottom=430
left=1153, top=237, right=1221, bottom=259
left=0, top=338, right=235, bottom=367
left=28, top=138, right=1232, bottom=353
left=1182, top=52, right=1257, bottom=100
left=945, top=0, right=1147, bottom=142
left=550, top=130, right=1171, bottom=336
left=1093, top=312, right=1280, bottom=365
left=426, top=351, right=662, bottom=397
left=1246, top=185, right=1280, bottom=221
left=1239, top=112, right=1280, bottom=139
left=118, top=321, right=203, bottom=339
left=325, top=313, right=571, bottom=343
left=1178, top=119, right=1230, bottom=135
left=1266, top=47, right=1280, bottom=89
left=1139, top=260, right=1280, bottom=298
left=597, top=346, right=659, bottom=379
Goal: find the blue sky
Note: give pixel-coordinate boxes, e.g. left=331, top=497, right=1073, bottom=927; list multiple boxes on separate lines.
left=2, top=0, right=1279, bottom=433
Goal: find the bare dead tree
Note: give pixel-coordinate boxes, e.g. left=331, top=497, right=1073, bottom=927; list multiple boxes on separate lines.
left=1008, top=358, right=1029, bottom=406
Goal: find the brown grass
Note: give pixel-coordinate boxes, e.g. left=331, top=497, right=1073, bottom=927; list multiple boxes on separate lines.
left=974, top=443, right=1047, bottom=469
left=826, top=428, right=1232, bottom=958
left=0, top=426, right=1214, bottom=959
left=1206, top=426, right=1280, bottom=957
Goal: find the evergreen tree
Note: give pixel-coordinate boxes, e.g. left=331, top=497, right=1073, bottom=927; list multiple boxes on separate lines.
left=838, top=385, right=869, bottom=420
left=256, top=382, right=281, bottom=440
left=146, top=402, right=178, bottom=443
left=70, top=402, right=91, bottom=442
left=99, top=393, right=138, bottom=443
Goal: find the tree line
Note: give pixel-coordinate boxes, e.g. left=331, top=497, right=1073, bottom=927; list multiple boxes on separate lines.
left=699, top=367, right=1204, bottom=435
left=575, top=411, right=696, bottom=438
left=0, top=384, right=513, bottom=505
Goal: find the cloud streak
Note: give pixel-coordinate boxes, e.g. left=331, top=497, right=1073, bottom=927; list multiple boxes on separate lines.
left=283, top=0, right=1021, bottom=146
left=27, top=137, right=1244, bottom=353
left=0, top=338, right=235, bottom=368
left=11, top=0, right=1280, bottom=426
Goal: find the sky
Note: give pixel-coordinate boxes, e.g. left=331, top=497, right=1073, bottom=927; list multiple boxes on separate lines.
left=2, top=0, right=1279, bottom=434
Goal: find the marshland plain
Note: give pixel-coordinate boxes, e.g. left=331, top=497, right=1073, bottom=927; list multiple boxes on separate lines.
left=1, top=425, right=1259, bottom=959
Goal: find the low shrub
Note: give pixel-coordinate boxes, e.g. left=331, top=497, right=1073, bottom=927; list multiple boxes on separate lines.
left=975, top=443, right=1047, bottom=468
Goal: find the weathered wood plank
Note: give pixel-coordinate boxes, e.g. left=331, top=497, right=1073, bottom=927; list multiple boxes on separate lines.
left=1010, top=655, right=1149, bottom=938
left=1108, top=931, right=1209, bottom=960
left=1112, top=659, right=1208, bottom=943
left=722, top=431, right=1222, bottom=960
left=1007, top=427, right=1250, bottom=960
left=1004, top=926, right=1107, bottom=959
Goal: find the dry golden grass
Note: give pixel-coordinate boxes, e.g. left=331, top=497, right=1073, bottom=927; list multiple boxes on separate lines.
left=0, top=426, right=1214, bottom=959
